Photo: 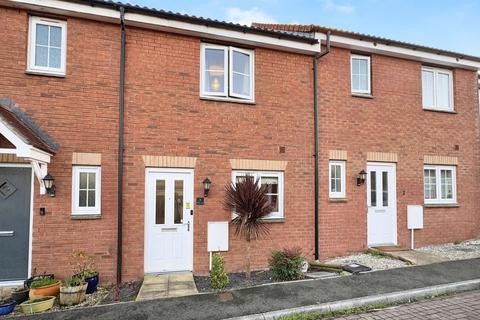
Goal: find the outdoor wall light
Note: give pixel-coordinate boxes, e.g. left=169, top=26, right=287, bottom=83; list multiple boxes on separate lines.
left=356, top=170, right=367, bottom=186
left=43, top=173, right=56, bottom=197
left=203, top=178, right=211, bottom=197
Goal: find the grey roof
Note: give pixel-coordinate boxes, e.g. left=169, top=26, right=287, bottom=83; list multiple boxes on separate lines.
left=71, top=0, right=318, bottom=44
left=0, top=98, right=59, bottom=153
left=252, top=23, right=480, bottom=63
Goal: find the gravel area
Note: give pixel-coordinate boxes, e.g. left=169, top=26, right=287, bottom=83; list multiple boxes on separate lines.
left=195, top=270, right=275, bottom=292
left=418, top=239, right=480, bottom=260
left=324, top=253, right=408, bottom=271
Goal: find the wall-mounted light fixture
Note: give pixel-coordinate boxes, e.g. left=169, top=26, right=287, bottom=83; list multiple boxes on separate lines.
left=203, top=178, right=211, bottom=197
left=43, top=173, right=56, bottom=197
left=356, top=170, right=367, bottom=186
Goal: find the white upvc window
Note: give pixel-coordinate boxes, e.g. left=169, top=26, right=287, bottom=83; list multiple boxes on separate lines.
left=231, top=171, right=284, bottom=219
left=329, top=161, right=346, bottom=198
left=351, top=54, right=371, bottom=94
left=424, top=165, right=457, bottom=204
left=72, top=166, right=101, bottom=215
left=200, top=43, right=254, bottom=101
left=421, top=66, right=454, bottom=112
left=27, top=16, right=67, bottom=76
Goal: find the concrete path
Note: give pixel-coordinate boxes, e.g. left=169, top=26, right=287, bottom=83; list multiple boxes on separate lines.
left=379, top=249, right=448, bottom=265
left=136, top=272, right=198, bottom=301
left=333, top=289, right=480, bottom=319
left=21, top=258, right=480, bottom=320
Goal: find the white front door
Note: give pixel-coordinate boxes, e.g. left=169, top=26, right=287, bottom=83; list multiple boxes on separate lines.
left=367, top=163, right=397, bottom=246
left=145, top=169, right=194, bottom=273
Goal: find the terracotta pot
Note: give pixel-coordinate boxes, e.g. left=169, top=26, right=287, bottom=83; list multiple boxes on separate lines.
left=29, top=281, right=61, bottom=298
left=59, top=283, right=87, bottom=306
left=19, top=296, right=55, bottom=315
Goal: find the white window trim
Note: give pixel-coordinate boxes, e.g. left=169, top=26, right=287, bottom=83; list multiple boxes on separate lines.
left=72, top=166, right=101, bottom=215
left=421, top=66, right=454, bottom=112
left=350, top=54, right=371, bottom=94
left=229, top=47, right=255, bottom=100
left=329, top=160, right=346, bottom=198
left=231, top=170, right=284, bottom=219
left=27, top=16, right=67, bottom=77
left=424, top=165, right=457, bottom=204
left=200, top=43, right=255, bottom=102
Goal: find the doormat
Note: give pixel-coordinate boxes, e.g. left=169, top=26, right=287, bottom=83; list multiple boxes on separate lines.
left=342, top=263, right=372, bottom=274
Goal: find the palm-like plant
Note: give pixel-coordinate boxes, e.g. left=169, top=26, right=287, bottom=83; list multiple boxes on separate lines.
left=224, top=175, right=273, bottom=280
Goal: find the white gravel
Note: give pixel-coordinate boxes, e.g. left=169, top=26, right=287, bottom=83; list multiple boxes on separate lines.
left=324, top=253, right=408, bottom=271
left=417, top=239, right=480, bottom=261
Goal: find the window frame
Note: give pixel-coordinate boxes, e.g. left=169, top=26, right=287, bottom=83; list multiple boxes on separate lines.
left=231, top=170, right=284, bottom=219
left=71, top=166, right=101, bottom=215
left=329, top=160, right=346, bottom=198
left=423, top=165, right=457, bottom=204
left=27, top=16, right=67, bottom=76
left=350, top=54, right=371, bottom=95
left=421, top=66, right=454, bottom=112
left=200, top=43, right=255, bottom=102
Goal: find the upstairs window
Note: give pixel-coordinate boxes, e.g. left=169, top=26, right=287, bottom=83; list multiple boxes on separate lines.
left=422, top=67, right=454, bottom=112
left=351, top=54, right=371, bottom=94
left=201, top=43, right=254, bottom=101
left=28, top=17, right=67, bottom=76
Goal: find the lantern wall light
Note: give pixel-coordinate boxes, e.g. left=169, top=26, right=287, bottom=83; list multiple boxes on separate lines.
left=43, top=173, right=56, bottom=197
left=356, top=170, right=367, bottom=186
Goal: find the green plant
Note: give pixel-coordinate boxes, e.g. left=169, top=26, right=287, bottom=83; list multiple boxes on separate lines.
left=269, top=248, right=305, bottom=281
left=30, top=278, right=58, bottom=288
left=62, top=276, right=84, bottom=288
left=224, top=175, right=273, bottom=280
left=209, top=253, right=229, bottom=289
left=71, top=251, right=97, bottom=278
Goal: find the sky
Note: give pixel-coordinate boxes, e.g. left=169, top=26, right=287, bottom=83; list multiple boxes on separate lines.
left=123, top=0, right=480, bottom=56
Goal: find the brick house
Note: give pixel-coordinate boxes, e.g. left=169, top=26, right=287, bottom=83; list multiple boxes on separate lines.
left=0, top=0, right=479, bottom=285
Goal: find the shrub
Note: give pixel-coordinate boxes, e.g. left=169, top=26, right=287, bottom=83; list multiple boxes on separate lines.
left=269, top=248, right=305, bottom=281
left=71, top=251, right=97, bottom=278
left=209, top=253, right=229, bottom=289
left=63, top=276, right=84, bottom=288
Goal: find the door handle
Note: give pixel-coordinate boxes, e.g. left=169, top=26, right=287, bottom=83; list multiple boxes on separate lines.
left=0, top=231, right=14, bottom=237
left=184, top=221, right=190, bottom=232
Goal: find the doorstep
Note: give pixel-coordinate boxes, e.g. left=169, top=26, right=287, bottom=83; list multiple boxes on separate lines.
left=136, top=272, right=198, bottom=301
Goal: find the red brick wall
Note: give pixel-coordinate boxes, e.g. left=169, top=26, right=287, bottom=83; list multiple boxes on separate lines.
left=317, top=47, right=480, bottom=258
left=0, top=7, right=120, bottom=282
left=121, top=27, right=315, bottom=279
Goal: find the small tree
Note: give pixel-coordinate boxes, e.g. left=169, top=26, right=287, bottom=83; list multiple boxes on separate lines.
left=224, top=176, right=273, bottom=280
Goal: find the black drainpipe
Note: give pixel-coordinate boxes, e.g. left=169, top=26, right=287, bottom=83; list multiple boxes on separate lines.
left=117, top=6, right=126, bottom=285
left=313, top=31, right=331, bottom=261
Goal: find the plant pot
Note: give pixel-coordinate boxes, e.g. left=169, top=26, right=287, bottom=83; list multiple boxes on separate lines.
left=11, top=287, right=30, bottom=304
left=20, top=296, right=55, bottom=315
left=60, top=283, right=87, bottom=306
left=29, top=280, right=61, bottom=298
left=84, top=273, right=99, bottom=294
left=0, top=300, right=16, bottom=316
left=25, top=274, right=54, bottom=288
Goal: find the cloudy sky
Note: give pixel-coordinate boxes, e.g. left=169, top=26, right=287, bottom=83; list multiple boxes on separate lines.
left=126, top=0, right=480, bottom=56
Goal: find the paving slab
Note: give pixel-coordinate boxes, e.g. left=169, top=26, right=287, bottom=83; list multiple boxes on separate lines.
left=22, top=258, right=480, bottom=320
left=136, top=272, right=198, bottom=301
left=382, top=249, right=448, bottom=265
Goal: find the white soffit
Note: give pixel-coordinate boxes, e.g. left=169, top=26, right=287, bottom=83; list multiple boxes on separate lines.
left=4, top=0, right=320, bottom=54
left=316, top=33, right=480, bottom=70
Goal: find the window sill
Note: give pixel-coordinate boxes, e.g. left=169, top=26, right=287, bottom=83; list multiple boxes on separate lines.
left=200, top=96, right=255, bottom=105
left=351, top=93, right=374, bottom=99
left=26, top=69, right=66, bottom=78
left=423, top=108, right=456, bottom=114
left=329, top=197, right=348, bottom=203
left=71, top=214, right=102, bottom=220
left=260, top=218, right=285, bottom=223
left=424, top=203, right=459, bottom=208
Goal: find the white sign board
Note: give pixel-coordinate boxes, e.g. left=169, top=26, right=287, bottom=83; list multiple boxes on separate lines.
left=207, top=221, right=229, bottom=252
left=407, top=205, right=423, bottom=229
